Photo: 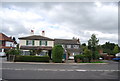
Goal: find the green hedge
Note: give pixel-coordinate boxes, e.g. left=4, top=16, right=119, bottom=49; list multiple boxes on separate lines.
left=14, top=55, right=50, bottom=62
left=52, top=45, right=64, bottom=63
left=74, top=54, right=86, bottom=62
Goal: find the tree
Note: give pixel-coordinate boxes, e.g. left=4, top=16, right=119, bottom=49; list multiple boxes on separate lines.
left=88, top=34, right=99, bottom=60
left=82, top=43, right=86, bottom=46
left=88, top=34, right=99, bottom=49
left=113, top=45, right=119, bottom=55
left=84, top=48, right=92, bottom=62
left=6, top=48, right=21, bottom=61
left=52, top=45, right=64, bottom=63
left=101, top=42, right=116, bottom=55
left=81, top=43, right=87, bottom=53
left=12, top=37, right=16, bottom=41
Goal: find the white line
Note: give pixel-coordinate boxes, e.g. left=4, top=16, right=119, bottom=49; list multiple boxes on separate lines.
left=76, top=70, right=87, bottom=72
left=2, top=68, right=120, bottom=72
left=59, top=69, right=66, bottom=71
left=67, top=69, right=74, bottom=71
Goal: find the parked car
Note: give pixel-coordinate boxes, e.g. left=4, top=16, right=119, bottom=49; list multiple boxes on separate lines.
left=115, top=53, right=120, bottom=57
left=112, top=58, right=120, bottom=61
left=68, top=56, right=74, bottom=60
left=0, top=52, right=6, bottom=57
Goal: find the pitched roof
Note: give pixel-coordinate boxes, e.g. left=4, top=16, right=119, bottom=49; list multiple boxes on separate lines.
left=54, top=39, right=80, bottom=45
left=18, top=35, right=53, bottom=41
left=0, top=33, right=16, bottom=43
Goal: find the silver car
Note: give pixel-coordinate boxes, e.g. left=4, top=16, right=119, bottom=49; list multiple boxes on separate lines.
left=0, top=52, right=6, bottom=57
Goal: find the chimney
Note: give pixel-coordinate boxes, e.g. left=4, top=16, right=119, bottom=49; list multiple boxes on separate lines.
left=77, top=38, right=80, bottom=44
left=42, top=31, right=45, bottom=36
left=9, top=36, right=12, bottom=39
left=30, top=30, right=34, bottom=35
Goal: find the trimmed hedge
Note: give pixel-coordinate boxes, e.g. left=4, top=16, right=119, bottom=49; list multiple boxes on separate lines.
left=14, top=55, right=50, bottom=62
left=52, top=45, right=64, bottom=63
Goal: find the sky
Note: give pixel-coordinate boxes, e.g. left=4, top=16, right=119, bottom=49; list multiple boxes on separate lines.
left=0, top=1, right=118, bottom=45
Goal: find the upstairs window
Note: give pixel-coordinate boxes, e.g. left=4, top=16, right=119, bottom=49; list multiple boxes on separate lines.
left=26, top=40, right=34, bottom=46
left=40, top=41, right=47, bottom=46
left=67, top=45, right=71, bottom=48
left=73, top=45, right=79, bottom=49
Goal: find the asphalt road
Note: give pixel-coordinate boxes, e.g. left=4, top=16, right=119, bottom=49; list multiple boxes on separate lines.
left=1, top=58, right=120, bottom=79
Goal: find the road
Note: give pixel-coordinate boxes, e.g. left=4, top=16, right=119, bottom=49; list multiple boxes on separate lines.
left=1, top=57, right=120, bottom=80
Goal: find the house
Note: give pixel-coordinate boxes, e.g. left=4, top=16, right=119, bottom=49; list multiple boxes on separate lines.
left=54, top=38, right=81, bottom=59
left=19, top=30, right=81, bottom=60
left=0, top=33, right=17, bottom=52
left=18, top=31, right=54, bottom=59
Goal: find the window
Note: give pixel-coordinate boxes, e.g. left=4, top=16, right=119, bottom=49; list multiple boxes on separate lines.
left=67, top=45, right=71, bottom=48
left=40, top=41, right=47, bottom=46
left=73, top=45, right=79, bottom=49
left=26, top=40, right=34, bottom=46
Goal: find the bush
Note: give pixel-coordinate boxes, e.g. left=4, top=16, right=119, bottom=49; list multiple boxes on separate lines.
left=52, top=45, right=64, bottom=63
left=84, top=48, right=92, bottom=62
left=74, top=54, right=86, bottom=62
left=6, top=49, right=21, bottom=55
left=14, top=55, right=50, bottom=62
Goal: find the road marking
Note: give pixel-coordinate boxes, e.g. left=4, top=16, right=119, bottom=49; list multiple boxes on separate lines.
left=59, top=69, right=66, bottom=71
left=76, top=70, right=87, bottom=72
left=2, top=68, right=120, bottom=72
left=67, top=69, right=74, bottom=71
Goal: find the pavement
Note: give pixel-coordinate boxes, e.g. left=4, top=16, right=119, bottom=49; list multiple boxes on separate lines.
left=1, top=57, right=120, bottom=79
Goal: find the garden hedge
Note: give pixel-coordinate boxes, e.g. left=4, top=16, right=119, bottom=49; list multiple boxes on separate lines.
left=52, top=45, right=64, bottom=63
left=14, top=55, right=50, bottom=62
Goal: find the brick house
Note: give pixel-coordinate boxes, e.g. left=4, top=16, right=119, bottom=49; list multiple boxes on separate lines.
left=0, top=33, right=17, bottom=52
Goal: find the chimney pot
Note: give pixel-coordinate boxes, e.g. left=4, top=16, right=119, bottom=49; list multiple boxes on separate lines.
left=30, top=30, right=34, bottom=35
left=42, top=31, right=45, bottom=36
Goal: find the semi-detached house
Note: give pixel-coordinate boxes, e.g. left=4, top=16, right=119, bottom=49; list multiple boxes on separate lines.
left=18, top=31, right=81, bottom=59
left=18, top=31, right=54, bottom=59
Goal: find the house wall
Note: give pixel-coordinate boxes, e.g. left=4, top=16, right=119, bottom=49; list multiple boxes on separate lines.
left=19, top=40, right=26, bottom=47
left=35, top=40, right=39, bottom=46
left=47, top=41, right=54, bottom=47
left=6, top=41, right=14, bottom=47
left=19, top=40, right=54, bottom=47
left=5, top=41, right=16, bottom=47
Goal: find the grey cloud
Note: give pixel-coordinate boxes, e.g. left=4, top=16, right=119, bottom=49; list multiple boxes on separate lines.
left=1, top=2, right=118, bottom=44
left=2, top=20, right=28, bottom=35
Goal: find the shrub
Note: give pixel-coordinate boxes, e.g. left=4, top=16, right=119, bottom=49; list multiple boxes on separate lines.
left=6, top=49, right=21, bottom=55
left=14, top=55, right=50, bottom=62
left=84, top=48, right=92, bottom=62
left=52, top=45, right=64, bottom=63
left=74, top=54, right=86, bottom=62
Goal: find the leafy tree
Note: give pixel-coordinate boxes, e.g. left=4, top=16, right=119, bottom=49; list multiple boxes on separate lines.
left=113, top=45, right=119, bottom=55
left=88, top=34, right=99, bottom=60
left=12, top=37, right=16, bottom=41
left=6, top=48, right=21, bottom=55
left=6, top=48, right=21, bottom=61
left=101, top=42, right=116, bottom=55
left=84, top=48, right=92, bottom=62
left=52, top=45, right=64, bottom=63
left=88, top=34, right=99, bottom=50
left=81, top=43, right=87, bottom=53
left=82, top=43, right=86, bottom=46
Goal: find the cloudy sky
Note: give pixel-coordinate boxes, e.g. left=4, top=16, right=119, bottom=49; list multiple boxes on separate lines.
left=0, top=1, right=118, bottom=45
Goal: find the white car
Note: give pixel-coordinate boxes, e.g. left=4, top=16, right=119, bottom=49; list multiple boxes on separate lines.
left=0, top=52, right=6, bottom=57
left=116, top=53, right=120, bottom=57
left=69, top=56, right=74, bottom=60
